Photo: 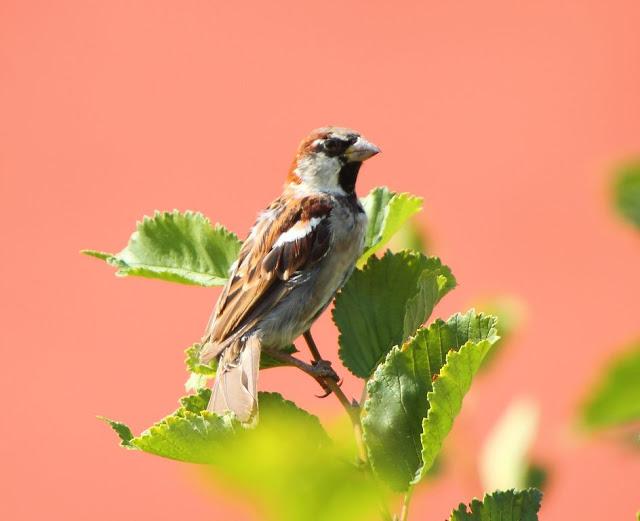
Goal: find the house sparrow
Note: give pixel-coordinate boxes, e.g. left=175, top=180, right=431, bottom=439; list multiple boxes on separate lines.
left=200, top=127, right=380, bottom=422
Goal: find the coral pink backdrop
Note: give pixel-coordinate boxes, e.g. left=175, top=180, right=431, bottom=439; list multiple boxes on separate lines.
left=1, top=1, right=639, bottom=519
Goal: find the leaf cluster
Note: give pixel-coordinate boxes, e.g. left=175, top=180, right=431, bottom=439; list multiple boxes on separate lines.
left=87, top=186, right=542, bottom=520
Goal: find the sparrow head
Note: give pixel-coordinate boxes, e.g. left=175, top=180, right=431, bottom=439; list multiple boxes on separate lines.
left=288, top=127, right=380, bottom=195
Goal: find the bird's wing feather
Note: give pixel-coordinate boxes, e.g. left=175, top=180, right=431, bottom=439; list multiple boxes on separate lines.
left=202, top=195, right=333, bottom=350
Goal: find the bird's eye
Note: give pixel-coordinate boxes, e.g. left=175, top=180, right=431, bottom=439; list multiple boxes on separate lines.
left=323, top=138, right=346, bottom=156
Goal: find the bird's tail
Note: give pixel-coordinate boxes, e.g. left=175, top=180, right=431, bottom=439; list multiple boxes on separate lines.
left=207, top=336, right=261, bottom=423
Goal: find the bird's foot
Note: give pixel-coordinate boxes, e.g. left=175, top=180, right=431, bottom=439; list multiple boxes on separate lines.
left=311, top=359, right=340, bottom=381
left=310, top=359, right=342, bottom=398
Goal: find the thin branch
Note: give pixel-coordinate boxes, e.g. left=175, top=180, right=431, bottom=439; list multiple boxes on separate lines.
left=260, top=348, right=327, bottom=387
left=302, top=330, right=324, bottom=362
left=302, top=330, right=368, bottom=464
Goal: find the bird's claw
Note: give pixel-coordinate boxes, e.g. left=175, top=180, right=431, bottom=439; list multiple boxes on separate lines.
left=315, top=388, right=332, bottom=399
left=311, top=359, right=340, bottom=381
left=311, top=359, right=341, bottom=398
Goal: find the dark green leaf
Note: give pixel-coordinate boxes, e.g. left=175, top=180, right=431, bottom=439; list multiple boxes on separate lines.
left=524, top=464, right=548, bottom=491
left=449, top=489, right=542, bottom=521
left=580, top=343, right=640, bottom=430
left=358, top=187, right=423, bottom=267
left=82, top=211, right=241, bottom=286
left=333, top=251, right=456, bottom=378
left=613, top=161, right=640, bottom=229
left=362, top=311, right=498, bottom=490
left=99, top=416, right=135, bottom=448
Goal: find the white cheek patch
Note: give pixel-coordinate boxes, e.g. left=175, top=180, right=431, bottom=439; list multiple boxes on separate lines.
left=294, top=155, right=346, bottom=195
left=274, top=217, right=323, bottom=247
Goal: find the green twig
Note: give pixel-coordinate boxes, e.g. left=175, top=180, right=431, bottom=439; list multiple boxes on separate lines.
left=399, top=486, right=414, bottom=521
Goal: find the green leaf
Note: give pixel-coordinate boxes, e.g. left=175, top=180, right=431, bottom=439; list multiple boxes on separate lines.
left=206, top=395, right=383, bottom=521
left=101, top=390, right=327, bottom=464
left=362, top=310, right=498, bottom=490
left=99, top=416, right=135, bottom=448
left=473, top=295, right=525, bottom=371
left=82, top=249, right=112, bottom=261
left=184, top=343, right=298, bottom=390
left=613, top=161, right=640, bottom=229
left=449, top=489, right=542, bottom=521
left=523, top=464, right=548, bottom=491
left=185, top=343, right=218, bottom=377
left=333, top=250, right=456, bottom=378
left=479, top=398, right=540, bottom=492
left=358, top=187, right=423, bottom=267
left=415, top=337, right=496, bottom=484
left=82, top=211, right=241, bottom=286
left=386, top=217, right=429, bottom=254
left=580, top=343, right=640, bottom=430
left=133, top=409, right=234, bottom=463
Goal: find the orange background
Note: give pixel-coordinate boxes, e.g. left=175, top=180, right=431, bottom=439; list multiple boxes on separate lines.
left=1, top=1, right=639, bottom=519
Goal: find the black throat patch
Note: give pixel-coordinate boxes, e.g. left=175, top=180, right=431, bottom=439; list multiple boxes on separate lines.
left=338, top=161, right=362, bottom=194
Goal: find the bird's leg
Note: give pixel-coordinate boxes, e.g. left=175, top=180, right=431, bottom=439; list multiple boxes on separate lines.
left=300, top=330, right=344, bottom=398
left=261, top=347, right=337, bottom=384
left=302, top=330, right=324, bottom=362
left=302, top=330, right=341, bottom=384
left=270, top=337, right=366, bottom=462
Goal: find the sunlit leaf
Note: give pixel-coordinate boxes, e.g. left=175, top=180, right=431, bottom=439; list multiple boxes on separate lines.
left=415, top=336, right=496, bottom=485
left=358, top=187, right=423, bottom=267
left=82, top=211, right=241, bottom=286
left=100, top=390, right=326, bottom=463
left=449, top=489, right=542, bottom=521
left=334, top=250, right=456, bottom=379
left=362, top=311, right=498, bottom=490
left=386, top=217, right=429, bottom=254
left=580, top=343, right=640, bottom=430
left=613, top=161, right=640, bottom=229
left=206, top=396, right=383, bottom=521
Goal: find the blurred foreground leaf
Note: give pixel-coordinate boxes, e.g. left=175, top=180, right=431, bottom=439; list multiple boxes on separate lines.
left=613, top=161, right=640, bottom=229
left=386, top=217, right=429, bottom=254
left=473, top=295, right=526, bottom=371
left=362, top=311, right=498, bottom=490
left=100, top=390, right=327, bottom=463
left=580, top=343, right=640, bottom=430
left=334, top=251, right=456, bottom=378
left=358, top=187, right=423, bottom=267
left=449, top=489, right=542, bottom=521
left=207, top=400, right=385, bottom=521
left=83, top=211, right=241, bottom=286
left=479, top=398, right=540, bottom=492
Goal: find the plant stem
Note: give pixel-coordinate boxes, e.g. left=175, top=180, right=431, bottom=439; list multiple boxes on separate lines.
left=302, top=330, right=369, bottom=464
left=399, top=487, right=414, bottom=521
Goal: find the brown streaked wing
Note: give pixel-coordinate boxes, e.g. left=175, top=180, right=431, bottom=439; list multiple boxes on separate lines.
left=205, top=195, right=333, bottom=344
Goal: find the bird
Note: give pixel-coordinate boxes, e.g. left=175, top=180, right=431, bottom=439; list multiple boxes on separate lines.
left=199, top=127, right=380, bottom=422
